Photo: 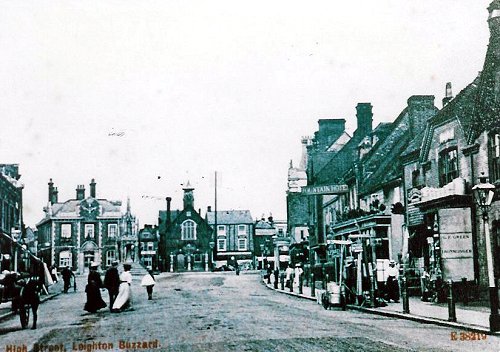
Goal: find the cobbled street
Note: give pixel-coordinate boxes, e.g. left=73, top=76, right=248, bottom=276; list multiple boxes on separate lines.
left=0, top=272, right=498, bottom=352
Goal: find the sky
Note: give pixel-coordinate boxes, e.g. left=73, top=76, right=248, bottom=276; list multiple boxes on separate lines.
left=0, top=0, right=492, bottom=227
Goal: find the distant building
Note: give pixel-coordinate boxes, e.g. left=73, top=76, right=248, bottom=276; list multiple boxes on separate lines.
left=206, top=209, right=254, bottom=268
left=36, top=179, right=137, bottom=273
left=254, top=214, right=289, bottom=270
left=158, top=182, right=213, bottom=272
left=138, top=224, right=159, bottom=270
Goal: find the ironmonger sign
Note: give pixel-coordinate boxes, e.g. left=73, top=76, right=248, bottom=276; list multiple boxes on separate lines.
left=302, top=184, right=348, bottom=195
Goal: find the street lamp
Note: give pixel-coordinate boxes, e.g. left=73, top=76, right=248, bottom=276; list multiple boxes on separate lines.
left=472, top=173, right=500, bottom=332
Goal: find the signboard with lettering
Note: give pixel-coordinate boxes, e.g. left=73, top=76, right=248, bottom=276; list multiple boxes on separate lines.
left=302, top=184, right=348, bottom=195
left=351, top=243, right=363, bottom=252
left=438, top=208, right=474, bottom=281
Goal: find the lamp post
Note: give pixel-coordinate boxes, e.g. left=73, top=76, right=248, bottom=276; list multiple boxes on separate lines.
left=472, top=174, right=500, bottom=332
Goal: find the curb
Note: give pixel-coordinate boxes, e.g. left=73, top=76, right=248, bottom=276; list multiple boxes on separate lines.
left=261, top=280, right=499, bottom=336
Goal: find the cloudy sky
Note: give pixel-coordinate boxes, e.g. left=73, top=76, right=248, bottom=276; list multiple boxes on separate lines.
left=0, top=0, right=492, bottom=227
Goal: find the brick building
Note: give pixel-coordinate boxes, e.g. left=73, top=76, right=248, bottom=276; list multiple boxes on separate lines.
left=206, top=208, right=254, bottom=268
left=158, top=183, right=213, bottom=272
left=36, top=179, right=137, bottom=273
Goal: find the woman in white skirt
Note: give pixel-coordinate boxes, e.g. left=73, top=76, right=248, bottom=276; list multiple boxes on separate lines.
left=112, top=263, right=132, bottom=312
left=141, top=270, right=156, bottom=300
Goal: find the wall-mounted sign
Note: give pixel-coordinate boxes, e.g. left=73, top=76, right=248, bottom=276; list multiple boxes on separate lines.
left=438, top=208, right=474, bottom=281
left=302, top=184, right=348, bottom=196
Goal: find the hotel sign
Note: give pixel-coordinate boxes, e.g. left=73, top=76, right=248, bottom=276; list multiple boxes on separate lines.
left=302, top=184, right=348, bottom=195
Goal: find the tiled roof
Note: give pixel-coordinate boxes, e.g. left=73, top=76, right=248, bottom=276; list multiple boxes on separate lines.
left=314, top=123, right=393, bottom=185
left=48, top=198, right=123, bottom=218
left=206, top=210, right=253, bottom=225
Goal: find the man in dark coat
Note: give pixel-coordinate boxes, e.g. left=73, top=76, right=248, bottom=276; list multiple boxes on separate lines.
left=104, top=261, right=120, bottom=310
left=60, top=266, right=75, bottom=293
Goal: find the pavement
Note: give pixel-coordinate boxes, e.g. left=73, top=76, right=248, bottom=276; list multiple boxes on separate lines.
left=261, top=273, right=499, bottom=336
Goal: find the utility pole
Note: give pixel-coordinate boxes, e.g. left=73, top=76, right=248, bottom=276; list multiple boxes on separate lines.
left=213, top=171, right=218, bottom=268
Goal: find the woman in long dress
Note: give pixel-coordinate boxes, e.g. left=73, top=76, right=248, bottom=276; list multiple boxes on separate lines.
left=84, top=264, right=107, bottom=313
left=112, top=263, right=132, bottom=312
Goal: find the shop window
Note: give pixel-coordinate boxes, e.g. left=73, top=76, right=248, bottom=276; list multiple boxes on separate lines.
left=489, top=133, right=500, bottom=183
left=61, top=223, right=72, bottom=239
left=59, top=250, right=72, bottom=268
left=438, top=148, right=459, bottom=186
left=194, top=254, right=202, bottom=263
left=181, top=220, right=196, bottom=240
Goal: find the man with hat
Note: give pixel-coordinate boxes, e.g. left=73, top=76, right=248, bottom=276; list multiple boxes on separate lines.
left=104, top=260, right=120, bottom=311
left=386, top=260, right=400, bottom=303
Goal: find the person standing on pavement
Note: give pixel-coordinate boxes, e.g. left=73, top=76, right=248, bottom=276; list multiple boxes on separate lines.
left=386, top=260, right=400, bottom=303
left=112, top=263, right=133, bottom=312
left=285, top=264, right=294, bottom=288
left=84, top=263, right=107, bottom=313
left=61, top=266, right=75, bottom=293
left=104, top=260, right=120, bottom=310
left=141, top=269, right=155, bottom=300
left=294, top=263, right=303, bottom=286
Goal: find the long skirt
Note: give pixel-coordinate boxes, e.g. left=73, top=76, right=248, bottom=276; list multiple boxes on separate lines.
left=112, top=282, right=131, bottom=311
left=84, top=283, right=106, bottom=313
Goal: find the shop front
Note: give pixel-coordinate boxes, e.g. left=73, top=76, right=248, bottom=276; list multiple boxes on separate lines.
left=409, top=192, right=477, bottom=302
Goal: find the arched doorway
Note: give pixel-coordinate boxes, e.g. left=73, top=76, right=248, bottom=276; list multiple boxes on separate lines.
left=176, top=253, right=185, bottom=271
left=81, top=241, right=98, bottom=270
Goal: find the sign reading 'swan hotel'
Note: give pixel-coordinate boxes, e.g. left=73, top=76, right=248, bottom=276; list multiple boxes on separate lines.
left=301, top=184, right=348, bottom=195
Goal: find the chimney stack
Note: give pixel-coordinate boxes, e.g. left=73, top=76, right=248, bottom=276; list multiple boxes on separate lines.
left=207, top=205, right=212, bottom=213
left=76, top=185, right=85, bottom=200
left=53, top=187, right=58, bottom=203
left=90, top=178, right=96, bottom=198
left=488, top=0, right=500, bottom=33
left=166, top=197, right=172, bottom=224
left=407, top=95, right=437, bottom=137
left=442, top=82, right=453, bottom=107
left=355, top=103, right=373, bottom=136
left=48, top=179, right=54, bottom=204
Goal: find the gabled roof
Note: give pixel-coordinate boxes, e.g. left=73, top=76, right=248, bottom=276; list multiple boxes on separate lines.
left=420, top=78, right=479, bottom=161
left=206, top=210, right=253, bottom=225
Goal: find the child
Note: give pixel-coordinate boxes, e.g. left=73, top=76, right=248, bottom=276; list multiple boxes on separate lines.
left=141, top=270, right=155, bottom=300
